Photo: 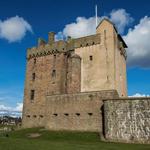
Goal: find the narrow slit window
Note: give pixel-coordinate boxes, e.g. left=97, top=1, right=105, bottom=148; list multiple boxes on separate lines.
left=104, top=30, right=106, bottom=40
left=76, top=113, right=80, bottom=116
left=88, top=113, right=93, bottom=116
left=33, top=115, right=37, bottom=118
left=30, top=90, right=35, bottom=100
left=107, top=76, right=109, bottom=81
left=52, top=70, right=56, bottom=77
left=53, top=113, right=58, bottom=117
left=32, top=73, right=36, bottom=81
left=89, top=56, right=93, bottom=61
left=34, top=58, right=36, bottom=64
left=53, top=113, right=58, bottom=116
left=64, top=113, right=69, bottom=116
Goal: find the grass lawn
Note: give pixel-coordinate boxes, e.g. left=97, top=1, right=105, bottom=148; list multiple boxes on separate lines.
left=0, top=128, right=149, bottom=150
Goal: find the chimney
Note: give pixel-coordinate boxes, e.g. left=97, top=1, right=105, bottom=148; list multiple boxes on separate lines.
left=38, top=38, right=46, bottom=47
left=48, top=32, right=55, bottom=44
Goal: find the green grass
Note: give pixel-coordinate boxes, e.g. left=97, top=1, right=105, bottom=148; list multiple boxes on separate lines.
left=0, top=128, right=149, bottom=150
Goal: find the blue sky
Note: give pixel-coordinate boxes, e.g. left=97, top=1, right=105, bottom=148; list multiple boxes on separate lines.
left=0, top=0, right=150, bottom=114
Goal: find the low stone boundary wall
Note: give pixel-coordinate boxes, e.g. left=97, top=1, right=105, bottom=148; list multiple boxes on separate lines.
left=45, top=90, right=118, bottom=132
left=103, top=98, right=150, bottom=144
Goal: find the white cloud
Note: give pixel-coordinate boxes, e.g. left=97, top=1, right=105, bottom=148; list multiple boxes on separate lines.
left=0, top=102, right=23, bottom=112
left=62, top=16, right=99, bottom=38
left=110, top=9, right=133, bottom=34
left=56, top=9, right=133, bottom=40
left=129, top=93, right=150, bottom=97
left=14, top=103, right=23, bottom=112
left=0, top=103, right=23, bottom=117
left=56, top=8, right=150, bottom=68
left=0, top=16, right=32, bottom=42
left=123, top=16, right=150, bottom=68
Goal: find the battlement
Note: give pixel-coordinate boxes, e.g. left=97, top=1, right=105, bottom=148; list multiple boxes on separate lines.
left=27, top=33, right=101, bottom=60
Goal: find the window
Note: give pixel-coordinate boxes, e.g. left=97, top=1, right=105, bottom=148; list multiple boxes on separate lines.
left=64, top=113, right=69, bottom=116
left=32, top=73, right=35, bottom=81
left=88, top=113, right=93, bottom=116
left=52, top=69, right=56, bottom=77
left=40, top=115, right=43, bottom=118
left=53, top=113, right=58, bottom=116
left=104, top=30, right=106, bottom=40
left=27, top=115, right=30, bottom=118
left=89, top=56, right=93, bottom=61
left=30, top=90, right=35, bottom=100
left=34, top=58, right=36, bottom=64
left=76, top=113, right=80, bottom=116
left=33, top=115, right=37, bottom=118
left=107, top=76, right=109, bottom=81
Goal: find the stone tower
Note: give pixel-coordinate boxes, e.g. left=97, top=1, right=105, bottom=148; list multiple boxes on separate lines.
left=22, top=18, right=127, bottom=128
left=75, top=18, right=127, bottom=96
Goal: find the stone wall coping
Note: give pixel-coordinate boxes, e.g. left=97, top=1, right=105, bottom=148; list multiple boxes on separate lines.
left=46, top=90, right=118, bottom=97
left=103, top=97, right=150, bottom=101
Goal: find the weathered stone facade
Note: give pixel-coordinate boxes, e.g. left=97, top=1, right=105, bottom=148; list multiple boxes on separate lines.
left=22, top=18, right=150, bottom=144
left=22, top=19, right=128, bottom=131
left=23, top=90, right=119, bottom=131
left=103, top=98, right=150, bottom=144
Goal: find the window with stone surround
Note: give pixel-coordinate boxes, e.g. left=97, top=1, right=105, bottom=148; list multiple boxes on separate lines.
left=54, top=54, right=56, bottom=59
left=30, top=90, right=35, bottom=100
left=52, top=69, right=56, bottom=77
left=34, top=58, right=36, bottom=64
left=107, top=75, right=109, bottom=81
left=89, top=55, right=93, bottom=61
left=64, top=113, right=69, bottom=116
left=76, top=113, right=80, bottom=116
left=104, top=30, right=106, bottom=40
left=88, top=113, right=93, bottom=116
left=32, top=73, right=36, bottom=81
left=53, top=113, right=58, bottom=116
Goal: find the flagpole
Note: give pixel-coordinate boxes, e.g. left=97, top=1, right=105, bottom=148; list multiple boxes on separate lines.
left=95, top=5, right=98, bottom=27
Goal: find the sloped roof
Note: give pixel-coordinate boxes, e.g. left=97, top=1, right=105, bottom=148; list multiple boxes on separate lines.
left=96, top=18, right=127, bottom=48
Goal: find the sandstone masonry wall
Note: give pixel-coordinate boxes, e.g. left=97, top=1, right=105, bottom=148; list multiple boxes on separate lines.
left=22, top=51, right=81, bottom=128
left=45, top=90, right=118, bottom=132
left=103, top=98, right=150, bottom=144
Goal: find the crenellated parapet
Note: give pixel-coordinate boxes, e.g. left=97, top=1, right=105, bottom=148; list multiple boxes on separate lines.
left=27, top=40, right=68, bottom=60
left=27, top=33, right=101, bottom=60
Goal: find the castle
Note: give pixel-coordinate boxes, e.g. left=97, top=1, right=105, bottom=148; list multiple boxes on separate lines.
left=22, top=18, right=150, bottom=144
